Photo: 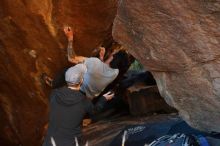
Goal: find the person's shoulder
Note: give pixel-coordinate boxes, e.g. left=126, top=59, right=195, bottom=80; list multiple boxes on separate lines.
left=49, top=87, right=65, bottom=99
left=51, top=88, right=61, bottom=94
left=85, top=57, right=101, bottom=62
left=85, top=57, right=103, bottom=66
left=101, top=66, right=119, bottom=78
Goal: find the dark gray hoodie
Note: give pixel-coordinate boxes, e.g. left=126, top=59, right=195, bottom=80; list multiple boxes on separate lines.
left=43, top=86, right=107, bottom=146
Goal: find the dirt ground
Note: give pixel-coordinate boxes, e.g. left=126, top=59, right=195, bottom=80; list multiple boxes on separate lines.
left=83, top=113, right=179, bottom=146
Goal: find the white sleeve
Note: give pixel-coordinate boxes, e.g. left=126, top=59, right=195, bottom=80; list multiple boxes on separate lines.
left=84, top=57, right=102, bottom=68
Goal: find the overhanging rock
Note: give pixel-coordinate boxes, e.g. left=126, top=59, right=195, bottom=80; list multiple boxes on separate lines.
left=113, top=0, right=220, bottom=132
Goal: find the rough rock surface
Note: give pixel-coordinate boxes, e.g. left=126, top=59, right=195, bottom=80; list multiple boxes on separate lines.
left=0, top=0, right=117, bottom=145
left=113, top=0, right=220, bottom=132
left=126, top=85, right=175, bottom=115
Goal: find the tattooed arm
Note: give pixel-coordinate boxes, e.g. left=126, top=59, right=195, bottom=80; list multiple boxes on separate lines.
left=64, top=26, right=86, bottom=64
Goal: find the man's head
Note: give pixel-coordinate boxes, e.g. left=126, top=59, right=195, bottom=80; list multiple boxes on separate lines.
left=65, top=64, right=87, bottom=87
left=91, top=46, right=105, bottom=61
left=109, top=50, right=129, bottom=70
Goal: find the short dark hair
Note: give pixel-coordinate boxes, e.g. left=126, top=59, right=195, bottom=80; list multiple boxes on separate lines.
left=110, top=50, right=129, bottom=71
left=91, top=46, right=102, bottom=58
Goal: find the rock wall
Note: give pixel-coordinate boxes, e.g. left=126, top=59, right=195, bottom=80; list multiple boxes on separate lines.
left=0, top=0, right=117, bottom=145
left=113, top=0, right=220, bottom=132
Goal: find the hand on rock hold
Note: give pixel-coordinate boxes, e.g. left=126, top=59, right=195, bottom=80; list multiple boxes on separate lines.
left=64, top=26, right=73, bottom=41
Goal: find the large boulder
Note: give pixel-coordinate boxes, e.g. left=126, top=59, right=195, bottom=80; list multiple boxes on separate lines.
left=113, top=0, right=220, bottom=132
left=0, top=0, right=117, bottom=145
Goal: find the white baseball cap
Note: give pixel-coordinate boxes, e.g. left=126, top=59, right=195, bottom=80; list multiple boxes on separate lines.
left=65, top=64, right=87, bottom=85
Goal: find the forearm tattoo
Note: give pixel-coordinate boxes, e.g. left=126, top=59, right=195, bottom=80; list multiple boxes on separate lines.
left=67, top=40, right=76, bottom=59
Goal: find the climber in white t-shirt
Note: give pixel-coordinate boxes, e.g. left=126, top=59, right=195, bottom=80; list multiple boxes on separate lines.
left=63, top=26, right=128, bottom=99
